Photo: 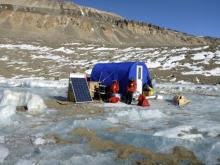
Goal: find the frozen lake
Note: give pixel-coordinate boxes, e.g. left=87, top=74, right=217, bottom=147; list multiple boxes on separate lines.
left=0, top=79, right=220, bottom=164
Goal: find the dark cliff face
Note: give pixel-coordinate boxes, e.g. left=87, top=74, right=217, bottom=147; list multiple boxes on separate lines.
left=0, top=0, right=219, bottom=46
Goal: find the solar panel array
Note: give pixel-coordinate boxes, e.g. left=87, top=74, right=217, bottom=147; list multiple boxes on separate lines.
left=70, top=78, right=92, bottom=103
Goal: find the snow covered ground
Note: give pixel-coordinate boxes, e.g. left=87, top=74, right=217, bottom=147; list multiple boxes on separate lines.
left=0, top=79, right=220, bottom=164
left=0, top=39, right=220, bottom=84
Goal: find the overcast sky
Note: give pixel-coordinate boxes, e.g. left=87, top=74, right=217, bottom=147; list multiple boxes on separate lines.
left=73, top=0, right=220, bottom=38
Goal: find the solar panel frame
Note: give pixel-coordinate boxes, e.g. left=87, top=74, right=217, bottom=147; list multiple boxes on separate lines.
left=70, top=77, right=93, bottom=103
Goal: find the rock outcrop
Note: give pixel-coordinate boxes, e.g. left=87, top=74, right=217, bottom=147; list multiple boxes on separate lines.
left=0, top=0, right=219, bottom=46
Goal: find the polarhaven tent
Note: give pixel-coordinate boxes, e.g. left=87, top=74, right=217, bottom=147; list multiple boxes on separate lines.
left=90, top=62, right=152, bottom=96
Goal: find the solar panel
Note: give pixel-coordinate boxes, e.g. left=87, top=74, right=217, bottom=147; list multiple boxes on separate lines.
left=70, top=77, right=93, bottom=103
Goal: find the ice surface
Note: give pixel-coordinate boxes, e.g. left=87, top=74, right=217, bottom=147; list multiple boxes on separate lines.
left=205, top=142, right=220, bottom=165
left=0, top=136, right=5, bottom=143
left=0, top=145, right=9, bottom=163
left=154, top=125, right=203, bottom=141
left=103, top=102, right=131, bottom=108
left=0, top=77, right=68, bottom=88
left=0, top=80, right=219, bottom=165
left=107, top=109, right=165, bottom=124
left=0, top=105, right=16, bottom=124
left=65, top=153, right=117, bottom=165
left=157, top=83, right=220, bottom=96
left=14, top=159, right=33, bottom=165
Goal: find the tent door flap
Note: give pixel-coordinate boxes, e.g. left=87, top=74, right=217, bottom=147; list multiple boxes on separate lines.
left=136, top=65, right=143, bottom=94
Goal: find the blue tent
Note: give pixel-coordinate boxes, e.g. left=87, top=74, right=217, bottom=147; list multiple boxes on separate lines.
left=90, top=62, right=152, bottom=96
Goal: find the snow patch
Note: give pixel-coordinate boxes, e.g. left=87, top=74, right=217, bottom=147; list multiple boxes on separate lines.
left=52, top=47, right=75, bottom=54
left=85, top=69, right=92, bottom=75
left=182, top=68, right=220, bottom=77
left=191, top=46, right=209, bottom=51
left=146, top=60, right=161, bottom=68
left=182, top=63, right=203, bottom=71
left=0, top=44, right=51, bottom=52
left=162, top=54, right=185, bottom=69
left=0, top=90, right=31, bottom=107
left=27, top=95, right=47, bottom=113
left=191, top=52, right=214, bottom=64
left=0, top=56, right=8, bottom=61
left=33, top=137, right=47, bottom=145
left=33, top=137, right=56, bottom=145
left=0, top=90, right=46, bottom=113
left=77, top=47, right=94, bottom=50
left=80, top=7, right=85, bottom=16
left=63, top=43, right=81, bottom=46
left=31, top=53, right=68, bottom=62
left=95, top=47, right=117, bottom=51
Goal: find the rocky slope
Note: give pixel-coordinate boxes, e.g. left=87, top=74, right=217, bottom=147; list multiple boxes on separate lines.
left=0, top=0, right=219, bottom=46
left=0, top=38, right=219, bottom=84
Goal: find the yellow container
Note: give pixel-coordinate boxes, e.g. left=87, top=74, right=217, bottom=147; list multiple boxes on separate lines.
left=143, top=87, right=155, bottom=96
left=88, top=81, right=99, bottom=98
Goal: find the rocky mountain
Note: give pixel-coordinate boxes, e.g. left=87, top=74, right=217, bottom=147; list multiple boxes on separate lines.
left=0, top=0, right=219, bottom=47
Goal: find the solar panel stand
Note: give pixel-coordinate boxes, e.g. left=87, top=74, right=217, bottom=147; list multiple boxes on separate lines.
left=67, top=81, right=75, bottom=102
